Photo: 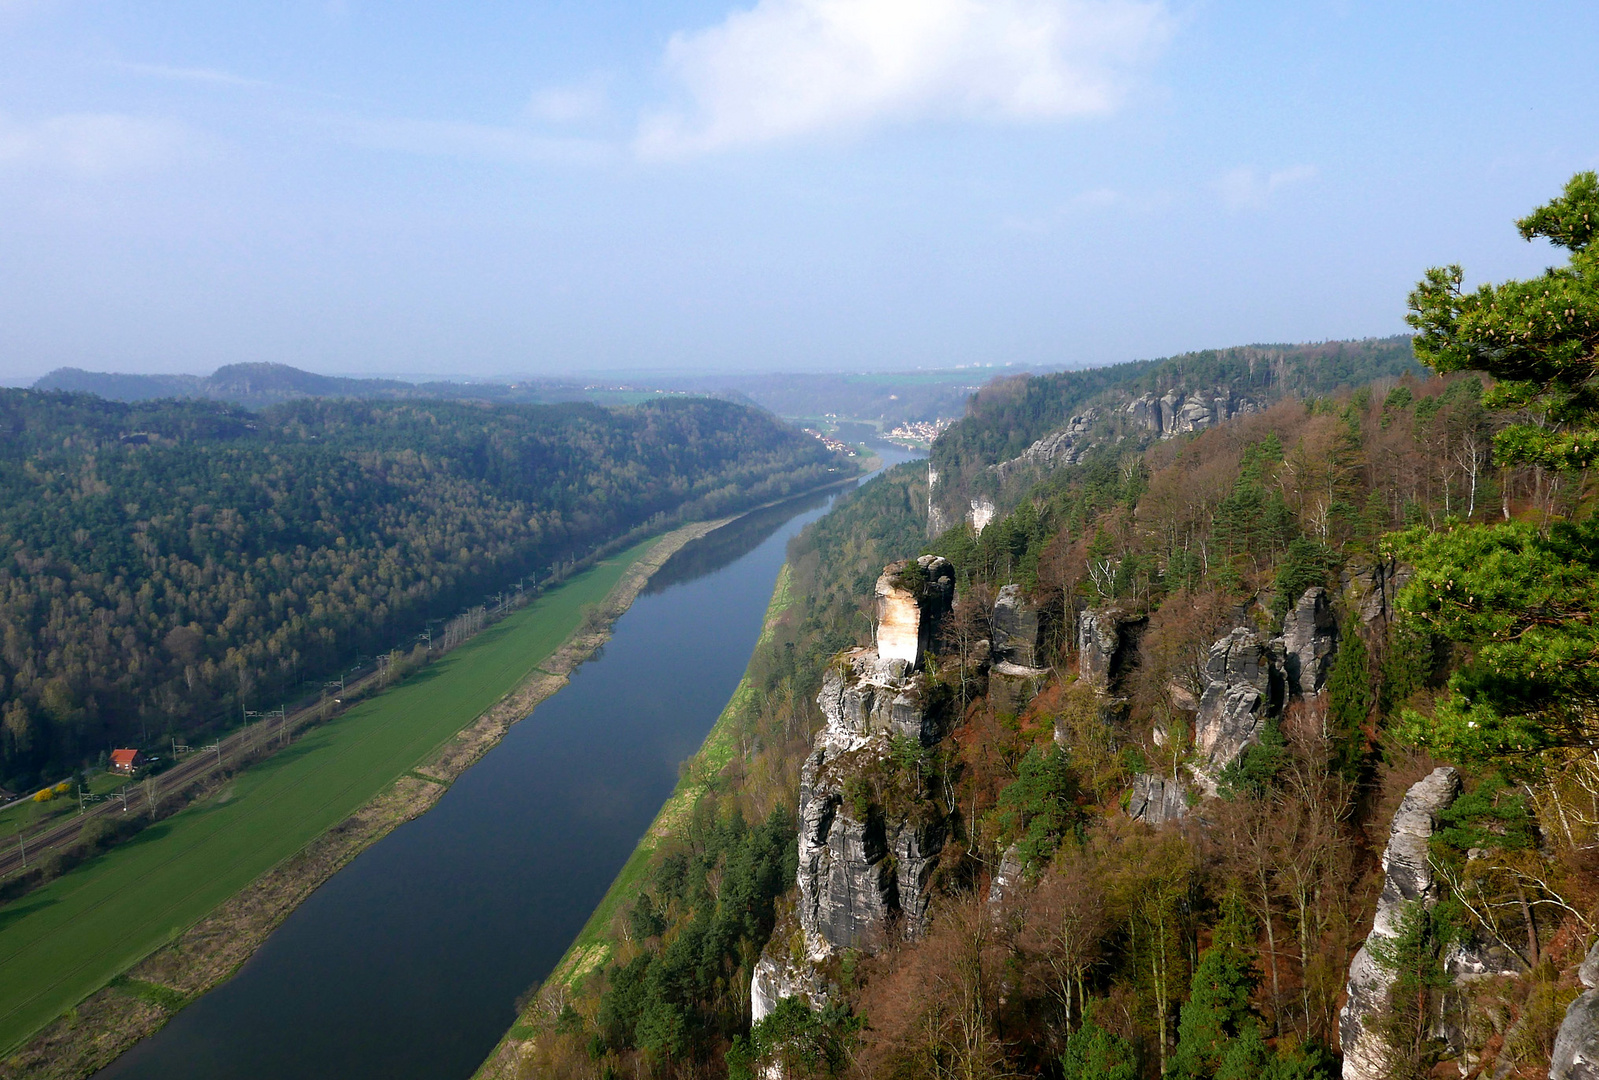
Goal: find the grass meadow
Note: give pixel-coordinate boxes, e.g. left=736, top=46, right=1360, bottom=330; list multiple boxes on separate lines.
left=0, top=540, right=653, bottom=1054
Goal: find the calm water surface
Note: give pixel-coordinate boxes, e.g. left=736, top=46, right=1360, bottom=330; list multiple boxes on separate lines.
left=98, top=445, right=921, bottom=1080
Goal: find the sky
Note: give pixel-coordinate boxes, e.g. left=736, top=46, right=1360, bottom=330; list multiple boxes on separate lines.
left=0, top=1, right=1594, bottom=382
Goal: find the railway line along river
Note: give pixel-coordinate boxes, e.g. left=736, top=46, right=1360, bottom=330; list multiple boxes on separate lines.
left=96, top=444, right=921, bottom=1080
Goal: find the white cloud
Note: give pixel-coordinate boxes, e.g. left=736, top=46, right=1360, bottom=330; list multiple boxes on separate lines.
left=637, top=0, right=1174, bottom=158
left=1214, top=164, right=1317, bottom=210
left=528, top=77, right=609, bottom=124
left=0, top=112, right=191, bottom=174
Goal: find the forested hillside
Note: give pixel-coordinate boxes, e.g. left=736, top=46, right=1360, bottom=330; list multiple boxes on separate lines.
left=500, top=174, right=1599, bottom=1080
left=0, top=391, right=843, bottom=789
left=927, top=336, right=1418, bottom=527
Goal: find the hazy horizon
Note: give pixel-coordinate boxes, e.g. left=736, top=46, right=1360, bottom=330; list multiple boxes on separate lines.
left=1, top=3, right=1594, bottom=382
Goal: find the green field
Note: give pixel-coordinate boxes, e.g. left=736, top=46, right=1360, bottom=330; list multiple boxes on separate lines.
left=0, top=538, right=655, bottom=1055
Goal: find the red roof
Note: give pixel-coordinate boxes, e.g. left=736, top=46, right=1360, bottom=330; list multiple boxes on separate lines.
left=110, top=749, right=140, bottom=768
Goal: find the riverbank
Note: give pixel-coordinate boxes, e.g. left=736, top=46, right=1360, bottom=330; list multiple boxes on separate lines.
left=473, top=560, right=801, bottom=1080
left=0, top=515, right=736, bottom=1080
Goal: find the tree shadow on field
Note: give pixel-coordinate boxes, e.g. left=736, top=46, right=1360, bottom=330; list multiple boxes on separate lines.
left=0, top=893, right=59, bottom=932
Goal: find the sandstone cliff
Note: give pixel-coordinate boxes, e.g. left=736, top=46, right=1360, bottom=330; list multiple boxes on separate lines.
left=754, top=557, right=956, bottom=1023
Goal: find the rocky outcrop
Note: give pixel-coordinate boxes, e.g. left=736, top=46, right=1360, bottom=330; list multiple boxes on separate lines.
left=1128, top=773, right=1186, bottom=826
left=1279, top=586, right=1339, bottom=696
left=992, top=585, right=1042, bottom=668
left=1342, top=558, right=1414, bottom=628
left=759, top=557, right=957, bottom=1029
left=969, top=498, right=996, bottom=534
left=874, top=557, right=954, bottom=666
left=1124, top=388, right=1261, bottom=439
left=986, top=842, right=1024, bottom=908
left=1550, top=941, right=1599, bottom=1080
left=990, top=409, right=1102, bottom=480
left=1339, top=767, right=1462, bottom=1080
left=1190, top=628, right=1284, bottom=790
left=927, top=464, right=951, bottom=537
left=750, top=913, right=831, bottom=1023
left=816, top=649, right=943, bottom=746
left=796, top=736, right=946, bottom=951
left=1077, top=606, right=1142, bottom=691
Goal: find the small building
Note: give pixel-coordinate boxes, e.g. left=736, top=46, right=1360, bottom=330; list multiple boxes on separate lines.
left=110, top=748, right=143, bottom=775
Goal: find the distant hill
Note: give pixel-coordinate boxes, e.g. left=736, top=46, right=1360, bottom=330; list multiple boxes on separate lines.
left=32, top=363, right=605, bottom=409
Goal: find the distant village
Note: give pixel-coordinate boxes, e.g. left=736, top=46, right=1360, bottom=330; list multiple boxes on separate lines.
left=882, top=417, right=954, bottom=447
left=801, top=428, right=859, bottom=455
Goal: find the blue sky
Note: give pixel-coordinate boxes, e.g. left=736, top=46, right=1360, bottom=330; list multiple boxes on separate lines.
left=0, top=1, right=1594, bottom=381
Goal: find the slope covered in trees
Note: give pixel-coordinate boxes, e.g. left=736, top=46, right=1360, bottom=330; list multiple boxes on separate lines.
left=0, top=391, right=844, bottom=788
left=499, top=175, right=1599, bottom=1080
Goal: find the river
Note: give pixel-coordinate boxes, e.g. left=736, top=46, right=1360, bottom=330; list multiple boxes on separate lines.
left=97, top=444, right=922, bottom=1080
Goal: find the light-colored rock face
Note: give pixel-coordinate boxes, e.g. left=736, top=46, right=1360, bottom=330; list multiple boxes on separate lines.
left=751, top=944, right=828, bottom=1024
left=875, top=584, right=924, bottom=665
left=986, top=842, right=1024, bottom=908
left=1280, top=587, right=1339, bottom=696
left=969, top=498, right=996, bottom=534
left=1128, top=773, right=1186, bottom=826
left=992, top=584, right=1041, bottom=668
left=872, top=556, right=953, bottom=668
left=1339, top=767, right=1462, bottom=1080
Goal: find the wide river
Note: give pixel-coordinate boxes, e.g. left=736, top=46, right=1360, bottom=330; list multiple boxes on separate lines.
left=98, top=444, right=922, bottom=1080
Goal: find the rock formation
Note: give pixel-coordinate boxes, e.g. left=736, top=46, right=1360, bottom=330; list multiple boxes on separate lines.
left=1124, top=388, right=1260, bottom=439
left=990, top=409, right=1102, bottom=480
left=1128, top=773, right=1186, bottom=826
left=992, top=584, right=1041, bottom=668
left=1279, top=586, right=1339, bottom=696
left=874, top=556, right=955, bottom=665
left=1190, top=628, right=1284, bottom=791
left=1180, top=589, right=1339, bottom=791
left=1551, top=941, right=1599, bottom=1080
left=1342, top=558, right=1414, bottom=628
left=1077, top=606, right=1142, bottom=692
left=756, top=557, right=957, bottom=1022
left=1339, top=767, right=1462, bottom=1080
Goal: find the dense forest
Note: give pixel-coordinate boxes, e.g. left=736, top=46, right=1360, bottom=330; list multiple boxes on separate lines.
left=0, top=391, right=844, bottom=789
left=927, top=336, right=1419, bottom=520
left=499, top=174, right=1599, bottom=1080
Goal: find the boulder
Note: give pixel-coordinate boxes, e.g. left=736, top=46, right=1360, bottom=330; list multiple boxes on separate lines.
left=1128, top=773, right=1186, bottom=826
left=1277, top=586, right=1339, bottom=696
left=992, top=584, right=1042, bottom=667
left=1339, top=767, right=1462, bottom=1080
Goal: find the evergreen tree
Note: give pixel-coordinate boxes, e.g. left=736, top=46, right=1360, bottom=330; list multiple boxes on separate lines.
left=1324, top=614, right=1370, bottom=777
left=1060, top=1014, right=1136, bottom=1080
left=1396, top=172, right=1599, bottom=760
